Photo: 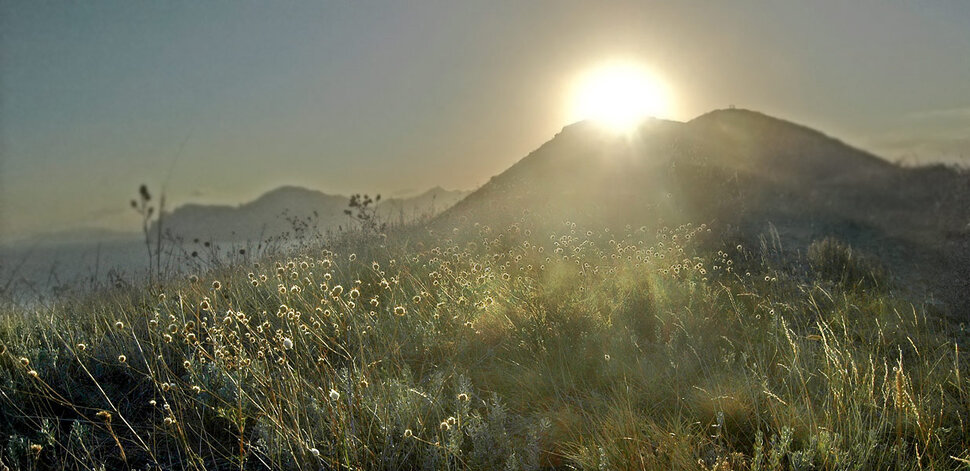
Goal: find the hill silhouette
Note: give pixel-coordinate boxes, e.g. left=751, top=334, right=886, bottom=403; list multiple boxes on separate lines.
left=154, top=185, right=468, bottom=243
left=435, top=108, right=970, bottom=314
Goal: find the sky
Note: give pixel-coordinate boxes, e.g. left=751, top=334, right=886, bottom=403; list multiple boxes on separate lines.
left=2, top=0, right=969, bottom=242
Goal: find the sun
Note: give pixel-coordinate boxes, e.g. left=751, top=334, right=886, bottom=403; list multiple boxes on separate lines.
left=570, top=61, right=672, bottom=133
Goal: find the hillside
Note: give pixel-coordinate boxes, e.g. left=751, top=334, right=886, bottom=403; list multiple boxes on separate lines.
left=3, top=111, right=969, bottom=470
left=436, top=109, right=970, bottom=313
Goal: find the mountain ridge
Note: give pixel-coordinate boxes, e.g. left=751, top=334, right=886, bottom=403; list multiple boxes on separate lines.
left=433, top=109, right=970, bottom=313
left=153, top=185, right=470, bottom=243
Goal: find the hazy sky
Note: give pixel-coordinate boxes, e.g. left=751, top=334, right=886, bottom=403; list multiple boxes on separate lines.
left=2, top=1, right=969, bottom=241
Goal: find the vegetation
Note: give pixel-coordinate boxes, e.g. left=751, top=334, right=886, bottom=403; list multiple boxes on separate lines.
left=1, top=218, right=968, bottom=470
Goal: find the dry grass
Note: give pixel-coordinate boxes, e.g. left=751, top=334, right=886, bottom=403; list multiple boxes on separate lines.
left=1, top=220, right=967, bottom=470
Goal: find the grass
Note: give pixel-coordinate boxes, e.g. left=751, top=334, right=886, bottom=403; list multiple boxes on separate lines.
left=0, top=220, right=967, bottom=470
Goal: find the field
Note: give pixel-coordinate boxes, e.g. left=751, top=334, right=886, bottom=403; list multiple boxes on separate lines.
left=1, top=219, right=967, bottom=470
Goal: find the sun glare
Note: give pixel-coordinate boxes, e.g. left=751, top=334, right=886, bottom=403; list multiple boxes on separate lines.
left=571, top=61, right=672, bottom=133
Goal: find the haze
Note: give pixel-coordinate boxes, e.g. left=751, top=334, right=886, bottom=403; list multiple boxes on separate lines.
left=2, top=1, right=969, bottom=242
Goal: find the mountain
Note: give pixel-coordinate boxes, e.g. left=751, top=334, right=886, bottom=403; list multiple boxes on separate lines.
left=434, top=109, right=970, bottom=314
left=153, top=185, right=469, bottom=243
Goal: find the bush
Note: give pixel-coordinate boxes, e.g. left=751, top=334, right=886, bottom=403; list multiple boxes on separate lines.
left=807, top=237, right=886, bottom=290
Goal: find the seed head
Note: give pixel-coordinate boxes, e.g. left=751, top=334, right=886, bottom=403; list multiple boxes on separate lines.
left=329, top=388, right=340, bottom=401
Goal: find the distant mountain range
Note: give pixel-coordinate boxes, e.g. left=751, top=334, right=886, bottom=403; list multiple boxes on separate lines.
left=151, top=186, right=469, bottom=243
left=434, top=109, right=970, bottom=313
left=6, top=109, right=968, bottom=312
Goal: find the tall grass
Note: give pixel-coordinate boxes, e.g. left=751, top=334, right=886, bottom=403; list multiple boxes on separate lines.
left=1, top=220, right=967, bottom=470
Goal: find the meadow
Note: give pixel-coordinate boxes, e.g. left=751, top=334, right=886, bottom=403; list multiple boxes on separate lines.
left=1, top=219, right=967, bottom=470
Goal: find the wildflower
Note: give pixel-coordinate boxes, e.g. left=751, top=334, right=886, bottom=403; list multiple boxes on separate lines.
left=331, top=285, right=344, bottom=297
left=457, top=393, right=469, bottom=402
left=192, top=385, right=202, bottom=394
left=28, top=370, right=39, bottom=378
left=212, top=280, right=221, bottom=290
left=404, top=429, right=413, bottom=438
left=96, top=410, right=112, bottom=422
left=189, top=274, right=199, bottom=283
left=447, top=416, right=456, bottom=426
left=329, top=389, right=340, bottom=401
left=19, top=357, right=29, bottom=366
left=183, top=360, right=191, bottom=369
left=115, top=321, right=125, bottom=330
left=412, top=295, right=421, bottom=303
left=30, top=443, right=42, bottom=455
left=394, top=306, right=406, bottom=316
left=118, top=355, right=127, bottom=363
left=604, top=354, right=611, bottom=361
left=75, top=343, right=86, bottom=351
left=309, top=447, right=320, bottom=457
left=163, top=417, right=174, bottom=426
left=349, top=253, right=357, bottom=261
left=349, top=288, right=360, bottom=299
left=439, top=421, right=450, bottom=431
left=282, top=338, right=294, bottom=350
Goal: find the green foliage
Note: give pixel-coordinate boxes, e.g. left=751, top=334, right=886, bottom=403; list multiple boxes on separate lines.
left=0, top=220, right=967, bottom=470
left=807, top=237, right=886, bottom=290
